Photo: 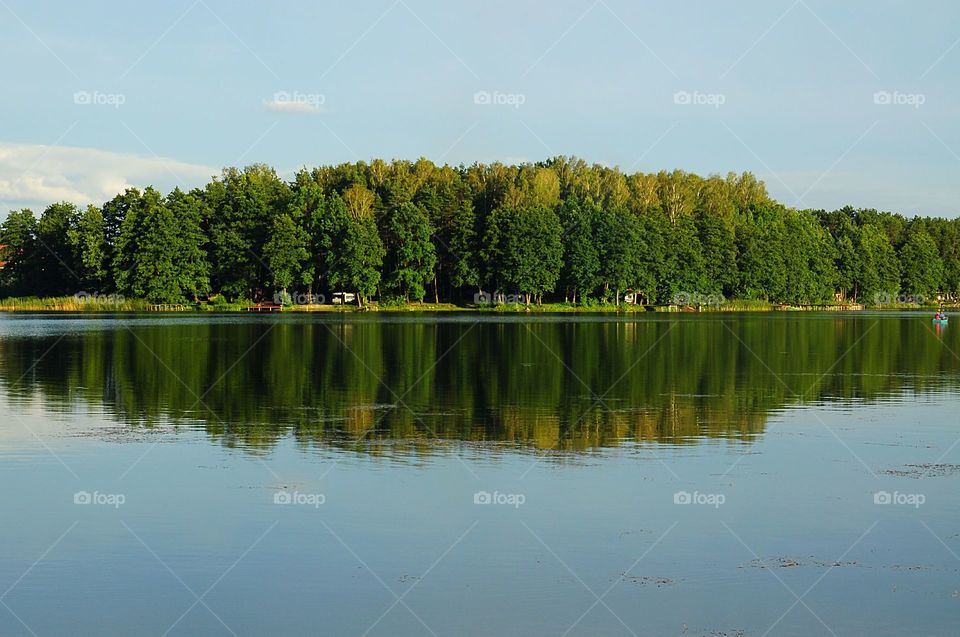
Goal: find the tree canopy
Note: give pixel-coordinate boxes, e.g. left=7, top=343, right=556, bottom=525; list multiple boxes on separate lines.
left=1, top=158, right=958, bottom=306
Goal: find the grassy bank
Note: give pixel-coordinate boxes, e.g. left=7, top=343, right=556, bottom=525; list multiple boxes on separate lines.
left=0, top=296, right=953, bottom=313
left=0, top=296, right=153, bottom=312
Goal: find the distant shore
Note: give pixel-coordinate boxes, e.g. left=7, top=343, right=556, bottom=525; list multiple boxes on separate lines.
left=0, top=297, right=953, bottom=314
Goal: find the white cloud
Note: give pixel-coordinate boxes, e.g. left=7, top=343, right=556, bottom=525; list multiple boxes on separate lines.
left=0, top=142, right=215, bottom=212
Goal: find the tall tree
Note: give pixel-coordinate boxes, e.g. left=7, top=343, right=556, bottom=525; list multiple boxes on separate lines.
left=207, top=165, right=291, bottom=300
left=0, top=209, right=38, bottom=296
left=382, top=202, right=436, bottom=301
left=165, top=188, right=211, bottom=300
left=597, top=205, right=643, bottom=304
left=114, top=187, right=184, bottom=302
left=482, top=205, right=562, bottom=304
left=263, top=212, right=311, bottom=297
left=858, top=223, right=900, bottom=302
left=67, top=204, right=108, bottom=291
left=899, top=227, right=944, bottom=299
left=558, top=198, right=600, bottom=303
left=36, top=202, right=81, bottom=295
left=329, top=204, right=383, bottom=307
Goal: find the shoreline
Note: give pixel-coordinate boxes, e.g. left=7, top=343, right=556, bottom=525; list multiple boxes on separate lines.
left=0, top=298, right=953, bottom=314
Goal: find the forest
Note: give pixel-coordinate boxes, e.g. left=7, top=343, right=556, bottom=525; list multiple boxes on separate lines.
left=0, top=156, right=957, bottom=306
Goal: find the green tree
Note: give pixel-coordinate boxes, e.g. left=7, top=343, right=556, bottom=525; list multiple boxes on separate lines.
left=114, top=187, right=184, bottom=303
left=330, top=206, right=384, bottom=307
left=67, top=204, right=108, bottom=291
left=290, top=175, right=328, bottom=294
left=0, top=209, right=38, bottom=296
left=382, top=202, right=436, bottom=301
left=558, top=198, right=599, bottom=303
left=697, top=211, right=738, bottom=297
left=858, top=223, right=900, bottom=303
left=899, top=227, right=944, bottom=299
left=596, top=205, right=643, bottom=305
left=263, top=212, right=311, bottom=297
left=445, top=195, right=480, bottom=295
left=781, top=210, right=837, bottom=304
left=36, top=202, right=81, bottom=295
left=207, top=165, right=291, bottom=300
left=736, top=206, right=786, bottom=301
left=165, top=188, right=211, bottom=300
left=482, top=205, right=562, bottom=304
left=656, top=213, right=705, bottom=303
left=99, top=189, right=142, bottom=291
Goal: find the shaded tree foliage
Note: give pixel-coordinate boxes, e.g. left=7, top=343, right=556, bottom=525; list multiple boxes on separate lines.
left=2, top=158, right=958, bottom=306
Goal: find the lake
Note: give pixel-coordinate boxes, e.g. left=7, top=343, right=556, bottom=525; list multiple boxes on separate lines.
left=0, top=312, right=958, bottom=636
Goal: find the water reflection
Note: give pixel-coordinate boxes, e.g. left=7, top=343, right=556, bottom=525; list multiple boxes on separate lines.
left=0, top=314, right=957, bottom=453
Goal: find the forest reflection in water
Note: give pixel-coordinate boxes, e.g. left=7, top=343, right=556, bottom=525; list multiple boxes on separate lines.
left=0, top=313, right=956, bottom=455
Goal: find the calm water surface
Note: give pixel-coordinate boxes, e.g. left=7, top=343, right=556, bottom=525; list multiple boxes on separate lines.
left=1, top=312, right=958, bottom=636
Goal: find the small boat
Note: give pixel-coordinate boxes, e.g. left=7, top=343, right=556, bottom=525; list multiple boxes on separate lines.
left=932, top=316, right=949, bottom=324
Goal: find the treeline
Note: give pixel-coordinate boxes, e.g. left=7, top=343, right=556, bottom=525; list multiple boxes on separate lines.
left=1, top=157, right=958, bottom=305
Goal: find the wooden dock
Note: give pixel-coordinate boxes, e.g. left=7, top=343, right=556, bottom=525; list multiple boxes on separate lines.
left=149, top=304, right=189, bottom=312
left=244, top=303, right=283, bottom=313
left=776, top=303, right=864, bottom=311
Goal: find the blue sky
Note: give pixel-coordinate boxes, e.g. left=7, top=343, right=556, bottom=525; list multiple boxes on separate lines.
left=1, top=0, right=959, bottom=216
